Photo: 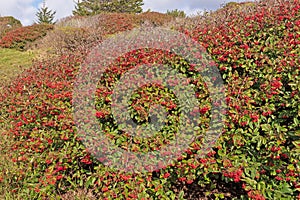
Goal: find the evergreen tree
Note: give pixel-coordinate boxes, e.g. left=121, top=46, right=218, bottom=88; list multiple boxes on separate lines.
left=73, top=0, right=90, bottom=16
left=166, top=9, right=186, bottom=18
left=36, top=0, right=56, bottom=24
left=73, top=0, right=144, bottom=16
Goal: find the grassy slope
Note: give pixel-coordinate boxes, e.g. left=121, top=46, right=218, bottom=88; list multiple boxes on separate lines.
left=0, top=48, right=35, bottom=87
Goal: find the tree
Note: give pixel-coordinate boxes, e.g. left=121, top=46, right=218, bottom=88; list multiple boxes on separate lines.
left=166, top=9, right=186, bottom=18
left=73, top=0, right=144, bottom=16
left=36, top=0, right=56, bottom=24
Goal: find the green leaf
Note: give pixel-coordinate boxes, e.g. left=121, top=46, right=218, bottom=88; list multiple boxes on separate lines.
left=279, top=183, right=293, bottom=195
left=178, top=190, right=185, bottom=200
left=294, top=118, right=299, bottom=126
left=261, top=124, right=271, bottom=132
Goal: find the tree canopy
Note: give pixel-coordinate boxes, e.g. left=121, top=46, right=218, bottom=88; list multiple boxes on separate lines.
left=35, top=0, right=56, bottom=24
left=166, top=9, right=186, bottom=18
left=73, top=0, right=144, bottom=16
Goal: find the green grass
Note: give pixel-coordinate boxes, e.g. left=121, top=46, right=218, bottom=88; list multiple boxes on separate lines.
left=0, top=48, right=35, bottom=87
left=0, top=47, right=35, bottom=131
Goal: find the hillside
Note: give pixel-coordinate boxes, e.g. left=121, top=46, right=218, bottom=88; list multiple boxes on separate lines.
left=0, top=16, right=22, bottom=37
left=0, top=0, right=299, bottom=199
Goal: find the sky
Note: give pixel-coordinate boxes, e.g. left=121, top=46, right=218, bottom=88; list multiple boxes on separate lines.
left=0, top=0, right=252, bottom=26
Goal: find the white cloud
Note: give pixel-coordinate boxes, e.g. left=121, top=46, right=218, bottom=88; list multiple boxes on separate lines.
left=0, top=0, right=37, bottom=25
left=0, top=0, right=253, bottom=26
left=39, top=0, right=75, bottom=23
left=142, top=0, right=252, bottom=15
left=0, top=0, right=75, bottom=26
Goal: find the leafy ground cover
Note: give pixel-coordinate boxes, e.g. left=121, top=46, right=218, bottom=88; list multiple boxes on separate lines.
left=0, top=24, right=54, bottom=51
left=0, top=0, right=299, bottom=199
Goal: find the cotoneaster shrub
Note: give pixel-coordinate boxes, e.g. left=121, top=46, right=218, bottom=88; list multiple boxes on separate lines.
left=34, top=12, right=175, bottom=56
left=138, top=11, right=175, bottom=26
left=0, top=24, right=53, bottom=51
left=0, top=16, right=22, bottom=38
left=0, top=0, right=299, bottom=199
left=94, top=13, right=139, bottom=35
left=180, top=0, right=300, bottom=199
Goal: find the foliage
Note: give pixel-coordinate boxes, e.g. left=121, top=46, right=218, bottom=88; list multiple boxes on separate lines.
left=0, top=0, right=299, bottom=199
left=222, top=1, right=239, bottom=8
left=36, top=13, right=141, bottom=54
left=73, top=0, right=144, bottom=16
left=0, top=24, right=53, bottom=50
left=35, top=0, right=56, bottom=24
left=184, top=0, right=300, bottom=198
left=56, top=15, right=93, bottom=29
left=139, top=11, right=175, bottom=26
left=93, top=13, right=139, bottom=34
left=40, top=11, right=173, bottom=55
left=0, top=16, right=22, bottom=38
left=166, top=9, right=186, bottom=18
left=34, top=26, right=102, bottom=55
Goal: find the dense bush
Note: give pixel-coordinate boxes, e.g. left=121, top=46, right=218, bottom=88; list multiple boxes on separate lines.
left=62, top=13, right=139, bottom=33
left=35, top=13, right=141, bottom=55
left=33, top=26, right=103, bottom=55
left=0, top=24, right=53, bottom=50
left=56, top=15, right=98, bottom=29
left=0, top=16, right=22, bottom=38
left=0, top=0, right=299, bottom=199
left=57, top=12, right=174, bottom=31
left=183, top=0, right=300, bottom=198
left=37, top=12, right=175, bottom=55
left=93, top=13, right=139, bottom=35
left=166, top=9, right=186, bottom=18
left=139, top=11, right=175, bottom=26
